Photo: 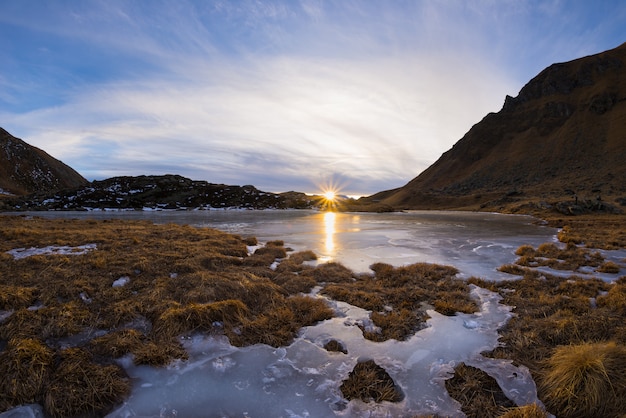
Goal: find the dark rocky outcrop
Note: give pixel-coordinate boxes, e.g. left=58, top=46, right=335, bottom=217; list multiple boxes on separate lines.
left=4, top=174, right=316, bottom=211
left=0, top=128, right=88, bottom=196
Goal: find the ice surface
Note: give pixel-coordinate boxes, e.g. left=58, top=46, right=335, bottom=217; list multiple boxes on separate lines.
left=107, top=286, right=542, bottom=418
left=0, top=310, right=13, bottom=323
left=6, top=243, right=97, bottom=259
left=0, top=404, right=44, bottom=418
left=10, top=210, right=555, bottom=280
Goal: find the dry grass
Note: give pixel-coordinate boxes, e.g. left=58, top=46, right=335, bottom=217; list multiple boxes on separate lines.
left=323, top=339, right=347, bottom=354
left=482, top=273, right=622, bottom=369
left=0, top=215, right=338, bottom=414
left=539, top=342, right=626, bottom=418
left=340, top=359, right=404, bottom=403
left=498, top=403, right=548, bottom=418
left=364, top=309, right=428, bottom=342
left=445, top=362, right=516, bottom=418
left=596, top=278, right=626, bottom=315
left=479, top=213, right=626, bottom=418
left=546, top=214, right=626, bottom=250
left=597, top=260, right=621, bottom=273
left=511, top=242, right=605, bottom=272
left=44, top=348, right=130, bottom=418
left=0, top=338, right=53, bottom=409
left=227, top=296, right=333, bottom=347
left=323, top=262, right=477, bottom=342
left=0, top=285, right=36, bottom=310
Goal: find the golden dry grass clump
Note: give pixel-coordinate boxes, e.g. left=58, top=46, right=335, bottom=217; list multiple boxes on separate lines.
left=444, top=362, right=516, bottom=418
left=548, top=214, right=626, bottom=250
left=0, top=338, right=53, bottom=411
left=152, top=299, right=249, bottom=339
left=512, top=242, right=605, bottom=271
left=228, top=295, right=333, bottom=347
left=323, top=262, right=477, bottom=341
left=0, top=285, right=36, bottom=310
left=340, top=359, right=404, bottom=403
left=539, top=342, right=626, bottom=418
left=44, top=348, right=130, bottom=418
left=498, top=403, right=548, bottom=418
left=0, top=339, right=129, bottom=417
left=596, top=277, right=626, bottom=315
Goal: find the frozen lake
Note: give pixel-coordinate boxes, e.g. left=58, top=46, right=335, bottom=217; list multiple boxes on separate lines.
left=15, top=209, right=556, bottom=279
left=3, top=210, right=557, bottom=417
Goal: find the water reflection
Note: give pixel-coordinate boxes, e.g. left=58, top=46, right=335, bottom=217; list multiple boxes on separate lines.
left=7, top=209, right=556, bottom=278
left=323, top=212, right=336, bottom=254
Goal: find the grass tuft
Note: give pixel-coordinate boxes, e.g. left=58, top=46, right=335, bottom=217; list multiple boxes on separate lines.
left=498, top=403, right=548, bottom=418
left=44, top=348, right=130, bottom=418
left=445, top=362, right=515, bottom=418
left=597, top=261, right=620, bottom=273
left=596, top=281, right=626, bottom=315
left=539, top=342, right=626, bottom=418
left=0, top=285, right=36, bottom=310
left=323, top=339, right=347, bottom=354
left=152, top=299, right=249, bottom=339
left=340, top=359, right=404, bottom=403
left=515, top=244, right=536, bottom=257
left=0, top=338, right=53, bottom=408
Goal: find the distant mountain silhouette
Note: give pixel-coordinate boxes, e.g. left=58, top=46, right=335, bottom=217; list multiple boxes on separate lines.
left=0, top=128, right=88, bottom=195
left=366, top=42, right=626, bottom=214
left=0, top=129, right=319, bottom=211
left=4, top=174, right=316, bottom=211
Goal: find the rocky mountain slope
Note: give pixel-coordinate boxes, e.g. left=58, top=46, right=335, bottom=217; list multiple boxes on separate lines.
left=0, top=128, right=88, bottom=196
left=0, top=129, right=318, bottom=211
left=4, top=174, right=316, bottom=211
left=367, top=42, right=626, bottom=214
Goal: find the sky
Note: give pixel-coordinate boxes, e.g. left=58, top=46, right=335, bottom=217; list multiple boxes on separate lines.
left=1, top=1, right=625, bottom=196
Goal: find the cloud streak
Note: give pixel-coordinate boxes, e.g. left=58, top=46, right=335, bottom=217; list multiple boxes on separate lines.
left=1, top=0, right=625, bottom=195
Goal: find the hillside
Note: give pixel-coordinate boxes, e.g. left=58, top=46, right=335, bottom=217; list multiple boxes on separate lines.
left=3, top=175, right=317, bottom=211
left=368, top=42, right=626, bottom=214
left=0, top=128, right=88, bottom=196
left=0, top=129, right=319, bottom=211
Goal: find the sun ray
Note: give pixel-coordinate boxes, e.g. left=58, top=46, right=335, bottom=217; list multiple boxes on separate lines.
left=323, top=190, right=336, bottom=201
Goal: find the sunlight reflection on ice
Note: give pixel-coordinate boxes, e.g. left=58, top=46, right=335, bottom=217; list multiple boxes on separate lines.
left=324, top=211, right=336, bottom=254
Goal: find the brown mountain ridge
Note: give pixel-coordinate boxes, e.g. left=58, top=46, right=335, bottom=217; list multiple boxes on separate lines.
left=367, top=42, right=626, bottom=214
left=0, top=128, right=88, bottom=196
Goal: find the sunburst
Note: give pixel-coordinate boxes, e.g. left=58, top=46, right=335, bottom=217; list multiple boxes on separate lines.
left=323, top=190, right=337, bottom=202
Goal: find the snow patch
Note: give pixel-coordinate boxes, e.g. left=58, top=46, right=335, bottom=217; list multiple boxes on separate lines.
left=112, top=276, right=131, bottom=287
left=6, top=244, right=97, bottom=260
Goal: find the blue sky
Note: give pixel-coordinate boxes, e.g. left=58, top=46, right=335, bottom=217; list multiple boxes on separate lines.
left=1, top=1, right=625, bottom=196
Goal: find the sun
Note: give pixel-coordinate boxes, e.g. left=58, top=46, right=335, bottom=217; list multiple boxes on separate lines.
left=323, top=190, right=336, bottom=201
left=319, top=188, right=340, bottom=211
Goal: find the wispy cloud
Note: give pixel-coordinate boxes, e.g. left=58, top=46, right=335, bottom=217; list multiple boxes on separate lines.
left=1, top=0, right=625, bottom=195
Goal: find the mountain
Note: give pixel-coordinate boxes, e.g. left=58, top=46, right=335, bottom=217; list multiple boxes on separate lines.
left=0, top=128, right=88, bottom=196
left=4, top=174, right=318, bottom=211
left=367, top=43, right=626, bottom=214
left=0, top=129, right=319, bottom=211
